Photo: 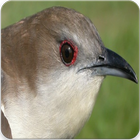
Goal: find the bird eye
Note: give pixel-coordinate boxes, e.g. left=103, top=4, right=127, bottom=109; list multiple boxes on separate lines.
left=59, top=40, right=78, bottom=66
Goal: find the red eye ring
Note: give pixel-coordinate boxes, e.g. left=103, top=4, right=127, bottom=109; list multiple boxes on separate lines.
left=59, top=40, right=78, bottom=66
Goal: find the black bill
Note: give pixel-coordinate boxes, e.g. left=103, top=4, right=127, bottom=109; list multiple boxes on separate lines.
left=80, top=47, right=138, bottom=83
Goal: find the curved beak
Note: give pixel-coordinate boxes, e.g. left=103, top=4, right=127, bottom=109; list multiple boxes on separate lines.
left=82, top=47, right=138, bottom=83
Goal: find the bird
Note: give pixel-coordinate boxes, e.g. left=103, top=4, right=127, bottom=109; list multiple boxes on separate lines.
left=1, top=6, right=138, bottom=139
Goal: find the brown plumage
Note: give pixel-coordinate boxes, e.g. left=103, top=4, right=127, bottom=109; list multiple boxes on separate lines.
left=1, top=7, right=137, bottom=138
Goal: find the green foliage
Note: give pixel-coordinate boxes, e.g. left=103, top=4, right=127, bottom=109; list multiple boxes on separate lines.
left=1, top=1, right=139, bottom=139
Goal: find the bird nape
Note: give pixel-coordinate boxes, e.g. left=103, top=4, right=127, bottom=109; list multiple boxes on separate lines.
left=1, top=6, right=138, bottom=139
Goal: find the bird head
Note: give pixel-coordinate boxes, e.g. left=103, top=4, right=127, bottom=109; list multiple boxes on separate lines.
left=1, top=7, right=138, bottom=138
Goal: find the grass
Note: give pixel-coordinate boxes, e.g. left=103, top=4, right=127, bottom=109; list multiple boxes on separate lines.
left=1, top=1, right=139, bottom=139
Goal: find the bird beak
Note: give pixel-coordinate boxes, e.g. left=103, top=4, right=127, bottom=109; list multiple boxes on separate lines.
left=81, top=47, right=138, bottom=83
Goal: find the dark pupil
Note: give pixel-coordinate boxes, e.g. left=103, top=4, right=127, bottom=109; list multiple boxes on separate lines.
left=61, top=44, right=74, bottom=64
left=65, top=49, right=70, bottom=58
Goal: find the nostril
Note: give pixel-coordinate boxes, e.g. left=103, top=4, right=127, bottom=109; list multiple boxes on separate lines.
left=99, top=55, right=105, bottom=61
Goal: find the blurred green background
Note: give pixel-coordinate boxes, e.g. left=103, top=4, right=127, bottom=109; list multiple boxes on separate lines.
left=1, top=1, right=139, bottom=139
